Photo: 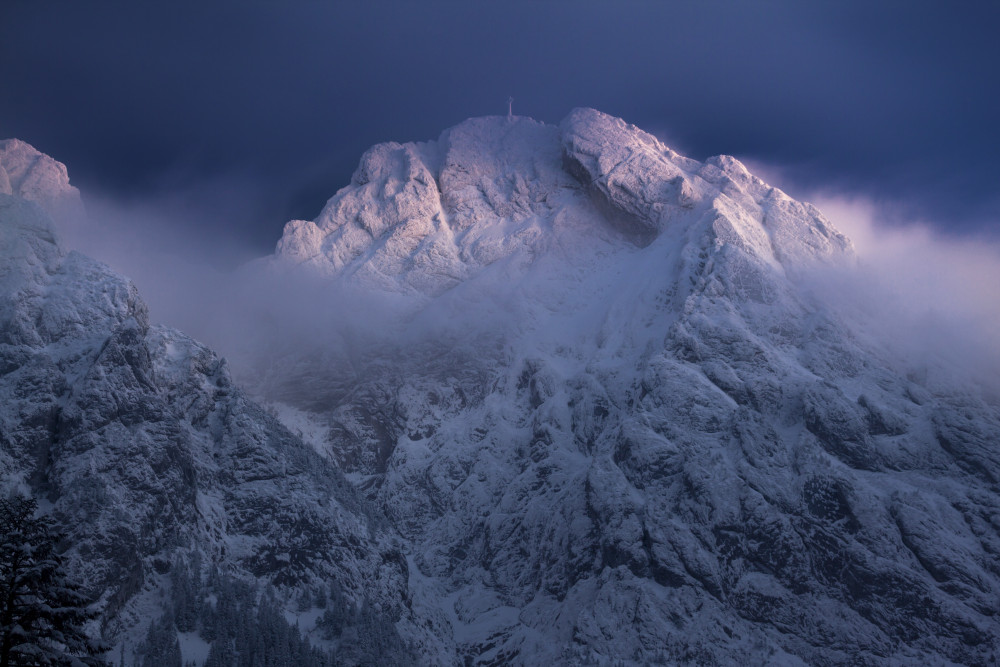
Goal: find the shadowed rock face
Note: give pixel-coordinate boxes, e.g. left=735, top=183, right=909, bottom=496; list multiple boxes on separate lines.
left=258, top=110, right=1000, bottom=665
left=0, top=192, right=423, bottom=653
left=559, top=108, right=700, bottom=245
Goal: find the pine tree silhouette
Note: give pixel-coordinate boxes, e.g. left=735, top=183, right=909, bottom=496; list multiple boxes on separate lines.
left=0, top=494, right=108, bottom=666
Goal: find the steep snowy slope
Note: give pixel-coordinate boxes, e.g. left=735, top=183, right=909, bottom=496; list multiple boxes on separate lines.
left=0, top=191, right=427, bottom=661
left=258, top=109, right=1000, bottom=665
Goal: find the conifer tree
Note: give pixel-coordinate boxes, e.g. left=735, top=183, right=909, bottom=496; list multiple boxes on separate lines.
left=0, top=494, right=108, bottom=667
left=138, top=612, right=181, bottom=667
left=170, top=555, right=200, bottom=633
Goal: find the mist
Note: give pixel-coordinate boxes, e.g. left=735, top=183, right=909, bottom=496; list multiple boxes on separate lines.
left=63, top=181, right=506, bottom=407
left=67, top=186, right=382, bottom=358
left=58, top=159, right=1000, bottom=407
left=796, top=192, right=1000, bottom=392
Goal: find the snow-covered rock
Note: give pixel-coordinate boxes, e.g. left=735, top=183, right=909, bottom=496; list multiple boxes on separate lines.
left=258, top=109, right=1000, bottom=665
left=0, top=138, right=85, bottom=226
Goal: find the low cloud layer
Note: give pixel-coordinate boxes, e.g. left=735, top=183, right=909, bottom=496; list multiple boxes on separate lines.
left=63, top=188, right=433, bottom=402
left=60, top=168, right=1000, bottom=403
left=800, top=193, right=1000, bottom=390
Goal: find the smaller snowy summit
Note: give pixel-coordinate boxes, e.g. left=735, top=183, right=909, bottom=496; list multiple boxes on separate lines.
left=0, top=138, right=85, bottom=226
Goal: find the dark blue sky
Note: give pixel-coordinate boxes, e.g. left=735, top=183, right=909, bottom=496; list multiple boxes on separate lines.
left=2, top=1, right=999, bottom=255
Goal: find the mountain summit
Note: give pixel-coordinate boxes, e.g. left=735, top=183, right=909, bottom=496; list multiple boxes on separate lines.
left=270, top=109, right=851, bottom=297
left=255, top=109, right=1000, bottom=665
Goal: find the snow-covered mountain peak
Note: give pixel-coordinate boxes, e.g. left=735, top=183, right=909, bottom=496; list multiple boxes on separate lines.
left=253, top=110, right=1000, bottom=666
left=270, top=109, right=853, bottom=303
left=0, top=138, right=85, bottom=227
left=436, top=115, right=579, bottom=232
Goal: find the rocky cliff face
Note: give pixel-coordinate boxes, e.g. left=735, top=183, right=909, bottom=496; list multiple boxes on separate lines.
left=258, top=109, right=1000, bottom=665
left=0, top=188, right=425, bottom=659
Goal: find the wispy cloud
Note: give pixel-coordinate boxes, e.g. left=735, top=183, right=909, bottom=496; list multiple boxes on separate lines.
left=807, top=193, right=1000, bottom=390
